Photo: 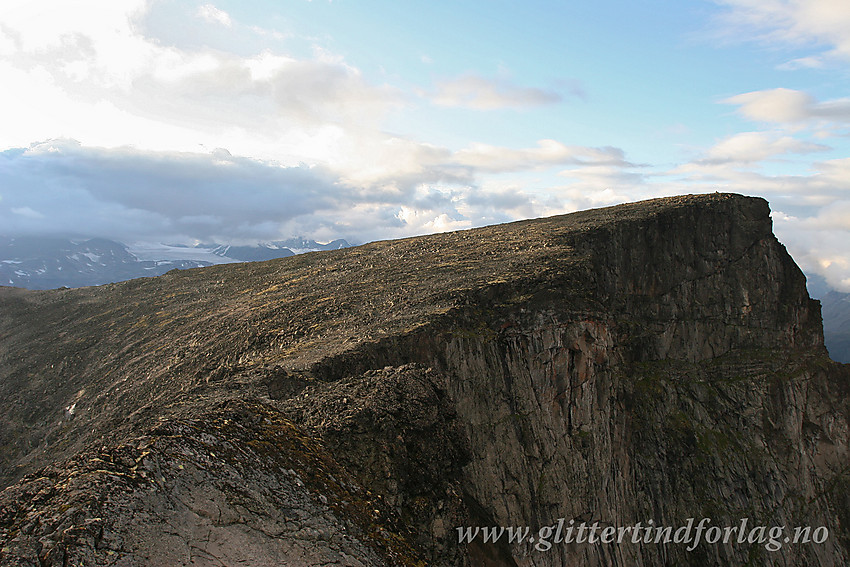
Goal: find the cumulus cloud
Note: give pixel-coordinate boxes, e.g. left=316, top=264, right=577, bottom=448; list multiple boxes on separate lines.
left=427, top=74, right=563, bottom=109
left=723, top=89, right=817, bottom=124
left=723, top=89, right=850, bottom=126
left=334, top=136, right=641, bottom=196
left=773, top=207, right=850, bottom=291
left=714, top=0, right=850, bottom=64
left=332, top=136, right=461, bottom=191
left=802, top=199, right=850, bottom=231
left=0, top=1, right=403, bottom=166
left=696, top=131, right=829, bottom=164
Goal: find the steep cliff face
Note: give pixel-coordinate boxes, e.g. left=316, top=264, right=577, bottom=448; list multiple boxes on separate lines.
left=1, top=193, right=847, bottom=566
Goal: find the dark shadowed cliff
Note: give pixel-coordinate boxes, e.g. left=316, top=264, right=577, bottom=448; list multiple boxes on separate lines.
left=0, top=193, right=848, bottom=566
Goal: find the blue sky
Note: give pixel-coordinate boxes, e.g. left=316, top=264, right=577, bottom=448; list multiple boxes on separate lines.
left=1, top=0, right=849, bottom=290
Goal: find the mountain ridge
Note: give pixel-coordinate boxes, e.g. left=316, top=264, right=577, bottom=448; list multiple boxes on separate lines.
left=1, top=193, right=847, bottom=566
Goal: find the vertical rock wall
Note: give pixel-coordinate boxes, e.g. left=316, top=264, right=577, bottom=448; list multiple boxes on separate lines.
left=417, top=197, right=846, bottom=566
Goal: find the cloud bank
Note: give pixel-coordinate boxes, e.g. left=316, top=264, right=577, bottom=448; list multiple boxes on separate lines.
left=0, top=137, right=647, bottom=247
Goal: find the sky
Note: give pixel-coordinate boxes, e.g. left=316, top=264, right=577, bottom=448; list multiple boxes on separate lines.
left=1, top=1, right=849, bottom=291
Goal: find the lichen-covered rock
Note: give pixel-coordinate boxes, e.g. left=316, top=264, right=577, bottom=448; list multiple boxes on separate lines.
left=0, top=400, right=425, bottom=566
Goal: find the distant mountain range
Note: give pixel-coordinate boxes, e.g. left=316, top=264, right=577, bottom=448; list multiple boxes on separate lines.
left=0, top=236, right=349, bottom=290
left=204, top=237, right=349, bottom=262
left=819, top=290, right=850, bottom=363
left=803, top=273, right=850, bottom=363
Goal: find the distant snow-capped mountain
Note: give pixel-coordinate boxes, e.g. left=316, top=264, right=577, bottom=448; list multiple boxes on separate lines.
left=205, top=238, right=349, bottom=262
left=0, top=236, right=349, bottom=290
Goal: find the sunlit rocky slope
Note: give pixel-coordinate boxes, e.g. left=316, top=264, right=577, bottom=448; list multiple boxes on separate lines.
left=0, top=193, right=847, bottom=566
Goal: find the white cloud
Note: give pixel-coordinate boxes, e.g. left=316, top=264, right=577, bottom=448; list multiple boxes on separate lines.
left=395, top=206, right=471, bottom=235
left=714, top=0, right=850, bottom=64
left=723, top=89, right=850, bottom=127
left=454, top=140, right=633, bottom=173
left=329, top=135, right=642, bottom=196
left=802, top=199, right=850, bottom=230
left=197, top=4, right=232, bottom=27
left=557, top=164, right=647, bottom=188
left=426, top=74, right=562, bottom=110
left=331, top=136, right=460, bottom=190
left=698, top=131, right=829, bottom=164
left=0, top=1, right=148, bottom=57
left=0, top=1, right=403, bottom=168
left=773, top=209, right=850, bottom=292
left=723, top=89, right=816, bottom=123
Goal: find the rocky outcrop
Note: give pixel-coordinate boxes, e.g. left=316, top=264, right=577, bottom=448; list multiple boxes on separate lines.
left=1, top=193, right=847, bottom=566
left=284, top=364, right=472, bottom=566
left=0, top=400, right=425, bottom=566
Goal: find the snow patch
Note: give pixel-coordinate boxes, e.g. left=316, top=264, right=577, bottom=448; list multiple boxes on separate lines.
left=128, top=243, right=240, bottom=264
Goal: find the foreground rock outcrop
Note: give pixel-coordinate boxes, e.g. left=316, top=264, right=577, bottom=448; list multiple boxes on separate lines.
left=0, top=193, right=847, bottom=566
